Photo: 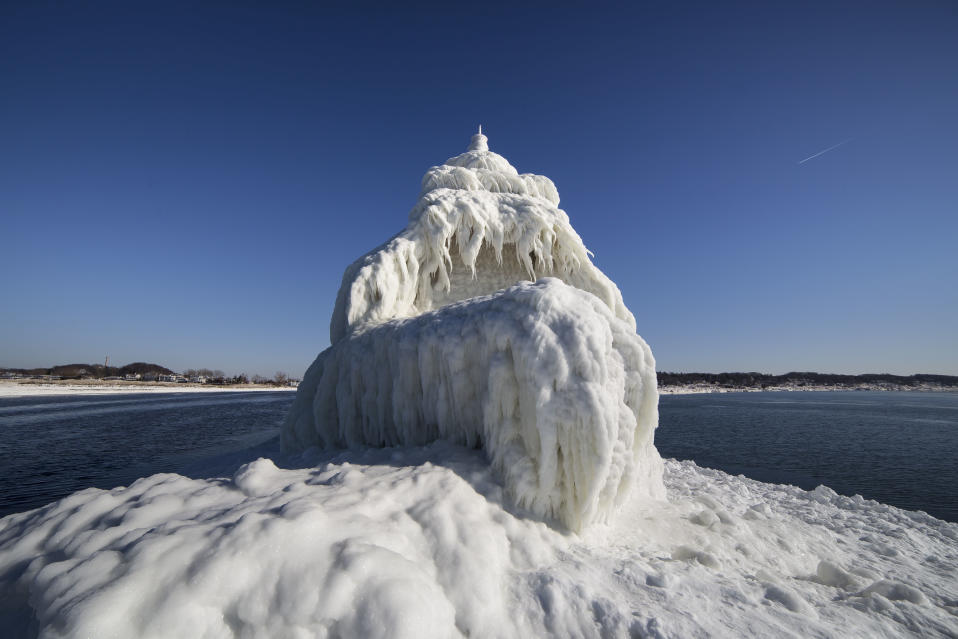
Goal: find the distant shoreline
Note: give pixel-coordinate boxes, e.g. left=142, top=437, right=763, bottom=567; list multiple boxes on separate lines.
left=658, top=383, right=956, bottom=395
left=0, top=379, right=296, bottom=397
left=2, top=378, right=954, bottom=399
left=656, top=371, right=957, bottom=395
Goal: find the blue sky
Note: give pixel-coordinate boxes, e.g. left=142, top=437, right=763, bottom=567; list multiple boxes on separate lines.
left=2, top=1, right=956, bottom=377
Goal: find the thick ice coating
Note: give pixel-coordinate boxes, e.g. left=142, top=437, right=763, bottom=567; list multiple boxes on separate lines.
left=285, top=279, right=664, bottom=530
left=284, top=131, right=662, bottom=530
left=329, top=130, right=634, bottom=343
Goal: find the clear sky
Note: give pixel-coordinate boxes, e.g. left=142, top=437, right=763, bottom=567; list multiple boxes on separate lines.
left=2, top=1, right=956, bottom=377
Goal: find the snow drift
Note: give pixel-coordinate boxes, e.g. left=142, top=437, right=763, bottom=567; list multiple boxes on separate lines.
left=2, top=445, right=955, bottom=638
left=283, top=130, right=662, bottom=530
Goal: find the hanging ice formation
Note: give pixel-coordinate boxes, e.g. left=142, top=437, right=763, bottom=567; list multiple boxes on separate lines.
left=282, top=128, right=664, bottom=531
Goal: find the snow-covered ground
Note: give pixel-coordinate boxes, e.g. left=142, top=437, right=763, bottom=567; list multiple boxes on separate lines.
left=1, top=380, right=943, bottom=399
left=0, top=381, right=295, bottom=398
left=1, top=441, right=955, bottom=638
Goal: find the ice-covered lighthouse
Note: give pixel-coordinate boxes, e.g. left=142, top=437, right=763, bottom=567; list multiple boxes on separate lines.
left=282, top=128, right=664, bottom=531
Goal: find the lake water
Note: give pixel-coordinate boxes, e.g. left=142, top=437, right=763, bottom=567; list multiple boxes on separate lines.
left=656, top=391, right=958, bottom=522
left=0, top=391, right=294, bottom=517
left=0, top=390, right=955, bottom=522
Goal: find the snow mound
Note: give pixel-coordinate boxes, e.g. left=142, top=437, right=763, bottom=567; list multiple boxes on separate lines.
left=285, top=131, right=659, bottom=530
left=284, top=279, right=663, bottom=531
left=2, top=448, right=955, bottom=638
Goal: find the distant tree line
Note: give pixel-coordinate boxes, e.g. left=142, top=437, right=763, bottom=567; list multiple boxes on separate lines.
left=0, top=362, right=174, bottom=379
left=200, top=372, right=291, bottom=386
left=657, top=371, right=958, bottom=389
left=1, top=363, right=296, bottom=386
left=249, top=372, right=291, bottom=386
left=172, top=369, right=293, bottom=386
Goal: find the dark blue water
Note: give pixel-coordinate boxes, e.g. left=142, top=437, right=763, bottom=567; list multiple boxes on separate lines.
left=1, top=390, right=955, bottom=522
left=657, top=391, right=958, bottom=522
left=0, top=391, right=294, bottom=517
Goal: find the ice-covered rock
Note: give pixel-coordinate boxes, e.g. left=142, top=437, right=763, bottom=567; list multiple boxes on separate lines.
left=283, top=130, right=662, bottom=530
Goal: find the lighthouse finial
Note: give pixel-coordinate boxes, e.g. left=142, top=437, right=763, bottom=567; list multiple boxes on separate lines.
left=468, top=125, right=489, bottom=152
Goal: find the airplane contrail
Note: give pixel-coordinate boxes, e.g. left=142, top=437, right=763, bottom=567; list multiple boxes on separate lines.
left=797, top=138, right=851, bottom=164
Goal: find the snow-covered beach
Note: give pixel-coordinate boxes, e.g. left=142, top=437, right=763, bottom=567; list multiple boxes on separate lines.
left=1, top=379, right=947, bottom=399
left=1, top=132, right=955, bottom=638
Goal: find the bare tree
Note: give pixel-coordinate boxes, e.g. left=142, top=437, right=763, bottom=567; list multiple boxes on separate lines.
left=274, top=371, right=289, bottom=386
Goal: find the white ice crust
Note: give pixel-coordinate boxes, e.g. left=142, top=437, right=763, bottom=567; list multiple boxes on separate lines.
left=329, top=131, right=633, bottom=343
left=285, top=132, right=658, bottom=530
left=285, top=279, right=663, bottom=530
left=2, top=447, right=955, bottom=638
